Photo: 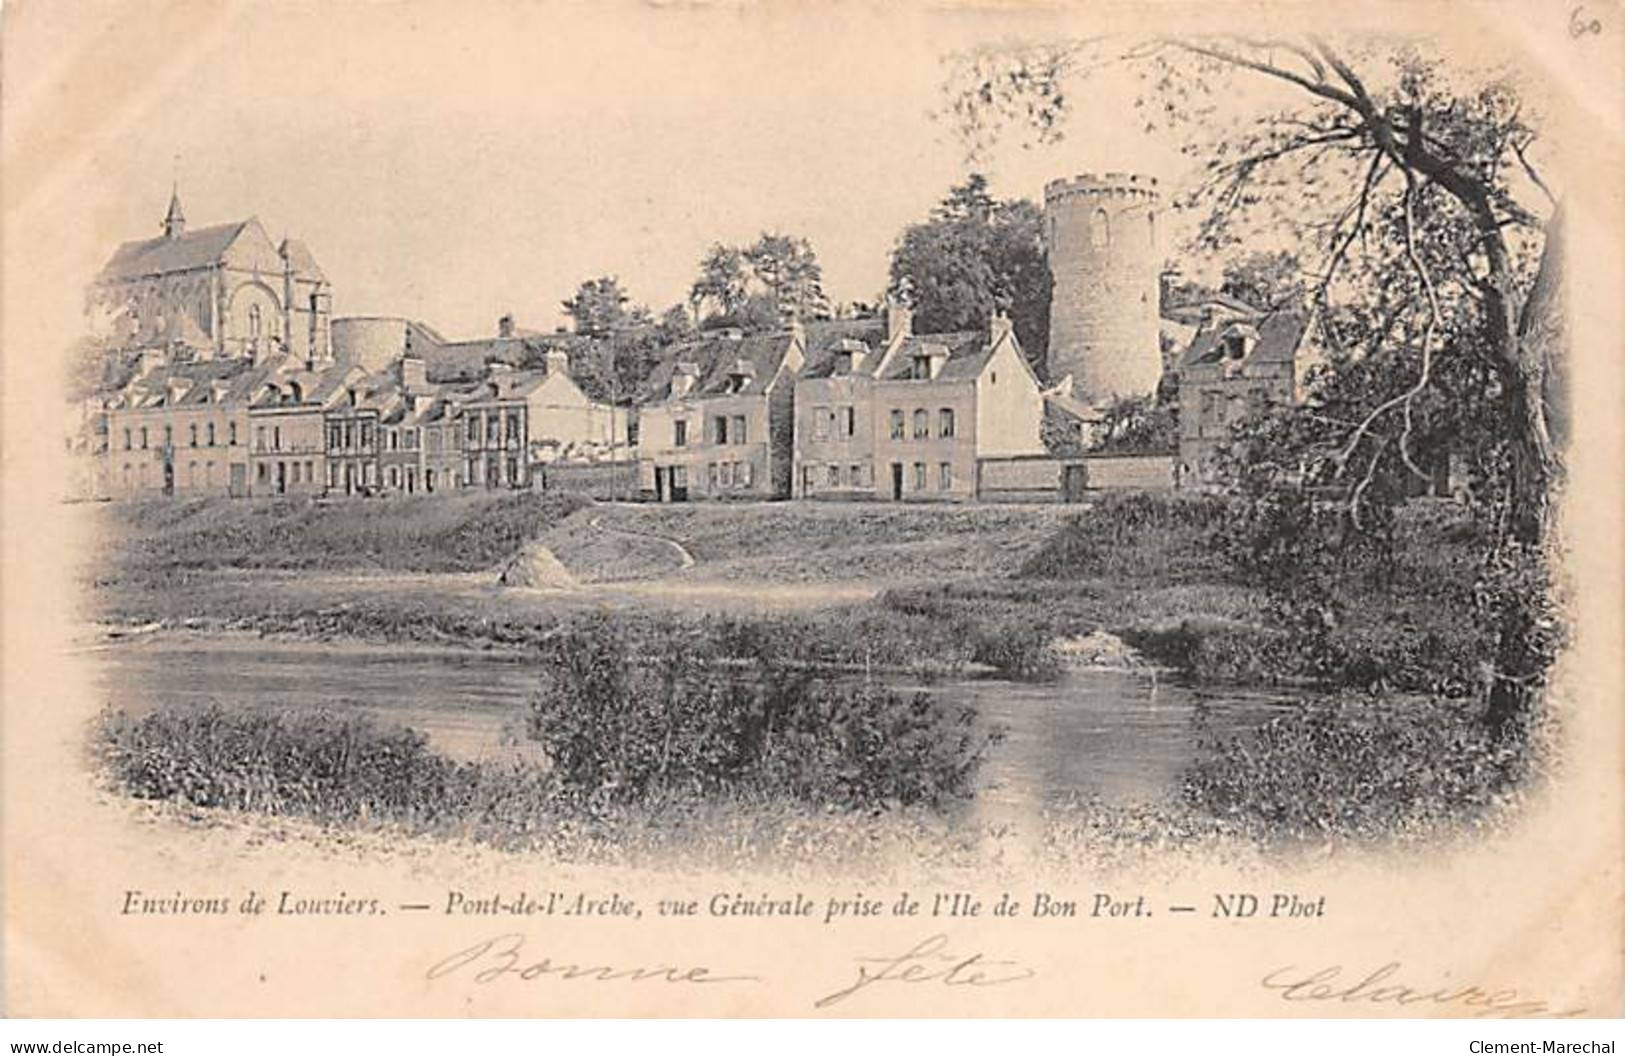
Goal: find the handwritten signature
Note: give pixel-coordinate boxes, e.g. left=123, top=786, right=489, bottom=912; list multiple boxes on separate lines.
left=814, top=933, right=1035, bottom=1009
left=426, top=932, right=760, bottom=986
left=1262, top=962, right=1587, bottom=1018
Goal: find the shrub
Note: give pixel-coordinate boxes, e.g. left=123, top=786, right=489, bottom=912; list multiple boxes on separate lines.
left=1020, top=492, right=1234, bottom=583
left=525, top=613, right=1001, bottom=809
left=1182, top=695, right=1547, bottom=842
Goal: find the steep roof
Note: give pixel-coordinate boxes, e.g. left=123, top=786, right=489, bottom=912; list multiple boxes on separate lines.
left=278, top=238, right=326, bottom=282
left=642, top=330, right=797, bottom=402
left=875, top=331, right=988, bottom=381
left=96, top=221, right=251, bottom=283
left=1179, top=310, right=1311, bottom=372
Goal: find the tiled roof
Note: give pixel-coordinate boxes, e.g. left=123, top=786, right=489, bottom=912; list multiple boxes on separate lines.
left=642, top=330, right=796, bottom=402
left=1179, top=310, right=1310, bottom=372
left=96, top=221, right=250, bottom=282
left=876, top=331, right=987, bottom=381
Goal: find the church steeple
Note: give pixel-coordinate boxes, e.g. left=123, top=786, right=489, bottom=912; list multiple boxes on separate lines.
left=162, top=184, right=186, bottom=239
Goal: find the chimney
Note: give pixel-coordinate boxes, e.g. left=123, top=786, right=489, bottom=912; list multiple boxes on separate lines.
left=498, top=314, right=515, bottom=339
left=887, top=302, right=914, bottom=342
left=398, top=356, right=428, bottom=394
left=990, top=311, right=1014, bottom=344
left=670, top=361, right=700, bottom=399
left=543, top=348, right=570, bottom=376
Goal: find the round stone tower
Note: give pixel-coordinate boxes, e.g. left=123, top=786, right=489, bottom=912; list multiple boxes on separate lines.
left=1044, top=172, right=1162, bottom=404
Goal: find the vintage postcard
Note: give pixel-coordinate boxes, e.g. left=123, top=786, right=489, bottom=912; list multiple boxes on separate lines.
left=2, top=0, right=1621, bottom=1019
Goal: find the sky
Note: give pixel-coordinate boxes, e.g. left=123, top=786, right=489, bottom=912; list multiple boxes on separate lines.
left=2, top=1, right=1574, bottom=349
left=5, top=2, right=1198, bottom=342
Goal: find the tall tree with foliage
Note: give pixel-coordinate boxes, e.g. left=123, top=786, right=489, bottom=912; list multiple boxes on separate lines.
left=561, top=276, right=649, bottom=337
left=743, top=232, right=830, bottom=322
left=689, top=244, right=750, bottom=320
left=689, top=234, right=831, bottom=329
left=942, top=37, right=1565, bottom=734
left=888, top=175, right=1052, bottom=373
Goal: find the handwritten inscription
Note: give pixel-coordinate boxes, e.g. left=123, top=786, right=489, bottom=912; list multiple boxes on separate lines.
left=425, top=932, right=759, bottom=987
left=814, top=933, right=1035, bottom=1009
left=1570, top=5, right=1603, bottom=37
left=1261, top=962, right=1586, bottom=1018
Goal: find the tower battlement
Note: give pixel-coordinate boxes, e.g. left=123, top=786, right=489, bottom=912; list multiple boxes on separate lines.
left=1043, top=172, right=1161, bottom=204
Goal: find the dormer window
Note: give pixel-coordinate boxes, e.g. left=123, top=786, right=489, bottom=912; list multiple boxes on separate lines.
left=728, top=373, right=749, bottom=394
left=911, top=356, right=931, bottom=380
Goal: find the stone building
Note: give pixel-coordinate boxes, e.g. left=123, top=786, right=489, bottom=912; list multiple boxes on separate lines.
left=459, top=352, right=626, bottom=490
left=637, top=327, right=806, bottom=501
left=1044, top=173, right=1163, bottom=405
left=793, top=309, right=1047, bottom=502
left=89, top=190, right=333, bottom=366
left=1177, top=308, right=1316, bottom=485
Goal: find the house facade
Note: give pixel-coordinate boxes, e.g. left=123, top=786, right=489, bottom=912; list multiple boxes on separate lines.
left=636, top=327, right=805, bottom=501
left=793, top=312, right=1046, bottom=502
left=1176, top=309, right=1315, bottom=486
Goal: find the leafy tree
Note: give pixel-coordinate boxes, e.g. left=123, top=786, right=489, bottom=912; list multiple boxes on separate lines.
left=743, top=232, right=830, bottom=322
left=1220, top=251, right=1309, bottom=312
left=561, top=276, right=648, bottom=337
left=689, top=244, right=749, bottom=319
left=941, top=37, right=1565, bottom=734
left=888, top=176, right=1052, bottom=373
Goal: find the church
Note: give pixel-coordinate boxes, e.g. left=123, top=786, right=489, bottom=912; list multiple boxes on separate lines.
left=88, top=190, right=333, bottom=366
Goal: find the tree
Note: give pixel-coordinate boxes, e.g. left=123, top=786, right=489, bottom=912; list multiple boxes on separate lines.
left=562, top=276, right=648, bottom=337
left=689, top=244, right=749, bottom=320
left=941, top=36, right=1564, bottom=733
left=743, top=232, right=830, bottom=322
left=1220, top=250, right=1308, bottom=312
left=888, top=175, right=1052, bottom=373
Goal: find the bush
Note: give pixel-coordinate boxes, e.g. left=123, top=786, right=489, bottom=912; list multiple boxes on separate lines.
left=1182, top=695, right=1546, bottom=842
left=525, top=613, right=1002, bottom=809
left=1021, top=492, right=1235, bottom=583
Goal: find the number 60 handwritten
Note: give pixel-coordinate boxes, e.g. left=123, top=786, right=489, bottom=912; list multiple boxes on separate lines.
left=1571, top=5, right=1603, bottom=37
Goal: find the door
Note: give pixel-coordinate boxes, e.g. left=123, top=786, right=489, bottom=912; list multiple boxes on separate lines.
left=276, top=461, right=286, bottom=495
left=654, top=467, right=667, bottom=503
left=229, top=463, right=246, bottom=498
left=1063, top=464, right=1088, bottom=503
left=890, top=462, right=903, bottom=501
left=671, top=465, right=688, bottom=503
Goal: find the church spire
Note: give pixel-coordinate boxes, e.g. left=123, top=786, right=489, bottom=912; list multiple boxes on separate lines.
left=163, top=184, right=186, bottom=239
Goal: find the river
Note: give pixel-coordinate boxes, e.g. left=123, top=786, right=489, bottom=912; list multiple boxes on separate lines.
left=86, top=632, right=1304, bottom=808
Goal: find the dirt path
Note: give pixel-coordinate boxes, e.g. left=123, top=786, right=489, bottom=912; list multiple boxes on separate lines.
left=586, top=512, right=696, bottom=570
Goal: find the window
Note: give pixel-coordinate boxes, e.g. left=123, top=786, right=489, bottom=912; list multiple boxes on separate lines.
left=714, top=416, right=729, bottom=444
left=889, top=410, right=904, bottom=440
left=273, top=426, right=282, bottom=451
left=164, top=425, right=173, bottom=448
left=674, top=419, right=688, bottom=447
left=291, top=462, right=301, bottom=484
left=813, top=406, right=830, bottom=440
left=328, top=425, right=341, bottom=450
left=486, top=415, right=500, bottom=442
left=913, top=462, right=927, bottom=490
left=207, top=422, right=216, bottom=446
left=1090, top=207, right=1110, bottom=248
left=939, top=462, right=953, bottom=490
left=364, top=462, right=376, bottom=486
left=248, top=303, right=262, bottom=339
left=939, top=408, right=955, bottom=438
left=849, top=464, right=861, bottom=487
left=740, top=461, right=753, bottom=488
left=426, top=469, right=436, bottom=493
left=123, top=428, right=132, bottom=450
left=389, top=429, right=399, bottom=451
left=404, top=429, right=418, bottom=450
left=466, top=417, right=479, bottom=443
left=827, top=464, right=839, bottom=487
left=508, top=457, right=520, bottom=485
left=305, top=460, right=313, bottom=482
left=707, top=463, right=718, bottom=490
left=361, top=422, right=374, bottom=449
left=506, top=414, right=521, bottom=443
left=229, top=422, right=238, bottom=446
left=189, top=423, right=198, bottom=447
left=344, top=423, right=355, bottom=449
left=843, top=406, right=856, bottom=437
left=257, top=463, right=267, bottom=482
left=327, top=463, right=336, bottom=488
left=721, top=462, right=735, bottom=488
left=256, top=426, right=266, bottom=451
left=913, top=409, right=929, bottom=439
left=991, top=371, right=998, bottom=385
left=731, top=415, right=746, bottom=444
left=387, top=466, right=399, bottom=488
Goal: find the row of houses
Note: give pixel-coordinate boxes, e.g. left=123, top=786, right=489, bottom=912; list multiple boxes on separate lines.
left=70, top=192, right=1317, bottom=503
left=78, top=347, right=627, bottom=500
